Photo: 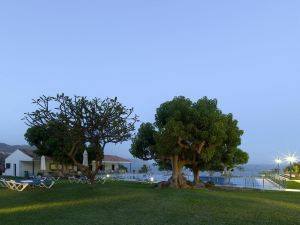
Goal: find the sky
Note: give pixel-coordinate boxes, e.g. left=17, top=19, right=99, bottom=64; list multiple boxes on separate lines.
left=0, top=1, right=300, bottom=164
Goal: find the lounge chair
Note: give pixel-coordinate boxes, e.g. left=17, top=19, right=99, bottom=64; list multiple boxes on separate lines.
left=0, top=178, right=8, bottom=188
left=5, top=180, right=29, bottom=192
left=95, top=175, right=106, bottom=184
left=68, top=176, right=83, bottom=183
left=39, top=178, right=55, bottom=189
left=3, top=177, right=56, bottom=191
left=68, top=175, right=90, bottom=184
left=19, top=178, right=56, bottom=189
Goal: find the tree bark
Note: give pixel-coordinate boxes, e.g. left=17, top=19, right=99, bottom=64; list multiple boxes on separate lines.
left=68, top=153, right=100, bottom=184
left=192, top=166, right=200, bottom=185
left=67, top=142, right=104, bottom=184
left=168, top=155, right=188, bottom=188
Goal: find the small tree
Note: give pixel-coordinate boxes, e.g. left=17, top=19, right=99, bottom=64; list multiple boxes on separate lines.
left=118, top=164, right=128, bottom=173
left=139, top=164, right=149, bottom=174
left=284, top=163, right=300, bottom=178
left=293, top=164, right=300, bottom=177
left=24, top=94, right=138, bottom=182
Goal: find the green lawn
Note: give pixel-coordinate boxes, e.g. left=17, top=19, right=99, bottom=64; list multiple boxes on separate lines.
left=1, top=181, right=300, bottom=225
left=286, top=181, right=300, bottom=189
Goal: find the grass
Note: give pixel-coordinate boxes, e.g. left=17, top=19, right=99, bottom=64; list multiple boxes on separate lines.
left=286, top=181, right=300, bottom=189
left=1, top=181, right=300, bottom=225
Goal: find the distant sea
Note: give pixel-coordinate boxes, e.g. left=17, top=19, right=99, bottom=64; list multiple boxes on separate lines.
left=126, top=159, right=278, bottom=177
left=227, top=164, right=276, bottom=177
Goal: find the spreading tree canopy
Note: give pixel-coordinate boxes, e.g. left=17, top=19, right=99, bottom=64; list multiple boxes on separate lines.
left=24, top=94, right=138, bottom=182
left=130, top=96, right=248, bottom=188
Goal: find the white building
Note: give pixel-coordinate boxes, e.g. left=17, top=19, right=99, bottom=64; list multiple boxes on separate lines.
left=3, top=149, right=48, bottom=177
left=100, top=155, right=132, bottom=172
left=3, top=149, right=131, bottom=177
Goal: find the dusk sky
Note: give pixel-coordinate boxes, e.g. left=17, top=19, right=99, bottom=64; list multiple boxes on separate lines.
left=1, top=1, right=300, bottom=164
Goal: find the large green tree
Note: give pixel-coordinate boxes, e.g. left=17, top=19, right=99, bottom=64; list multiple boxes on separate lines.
left=187, top=113, right=249, bottom=184
left=130, top=96, right=248, bottom=188
left=25, top=121, right=77, bottom=165
left=24, top=94, right=138, bottom=182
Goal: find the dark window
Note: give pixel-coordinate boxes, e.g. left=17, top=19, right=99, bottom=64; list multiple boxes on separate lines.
left=112, top=164, right=115, bottom=171
left=6, top=163, right=11, bottom=169
left=100, top=165, right=105, bottom=171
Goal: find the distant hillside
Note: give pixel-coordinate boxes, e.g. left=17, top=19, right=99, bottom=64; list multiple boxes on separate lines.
left=0, top=142, right=36, bottom=154
left=0, top=143, right=36, bottom=174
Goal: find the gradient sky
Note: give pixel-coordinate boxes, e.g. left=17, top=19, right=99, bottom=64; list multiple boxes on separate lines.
left=1, top=1, right=300, bottom=164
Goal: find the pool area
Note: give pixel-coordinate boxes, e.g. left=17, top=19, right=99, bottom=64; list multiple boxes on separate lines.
left=199, top=176, right=282, bottom=190
left=112, top=173, right=284, bottom=190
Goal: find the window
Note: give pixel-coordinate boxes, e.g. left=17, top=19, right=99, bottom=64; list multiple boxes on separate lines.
left=6, top=163, right=11, bottom=169
left=112, top=164, right=115, bottom=171
left=49, top=163, right=58, bottom=171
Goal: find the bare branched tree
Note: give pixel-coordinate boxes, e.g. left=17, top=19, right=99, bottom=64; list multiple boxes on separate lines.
left=24, top=94, right=138, bottom=182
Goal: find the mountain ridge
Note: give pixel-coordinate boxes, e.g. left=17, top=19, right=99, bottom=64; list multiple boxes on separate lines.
left=0, top=143, right=35, bottom=174
left=0, top=142, right=35, bottom=154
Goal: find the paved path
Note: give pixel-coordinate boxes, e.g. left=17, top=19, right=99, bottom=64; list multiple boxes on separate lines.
left=284, top=188, right=300, bottom=192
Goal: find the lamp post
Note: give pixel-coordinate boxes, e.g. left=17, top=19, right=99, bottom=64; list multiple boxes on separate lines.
left=285, top=154, right=297, bottom=179
left=274, top=158, right=282, bottom=175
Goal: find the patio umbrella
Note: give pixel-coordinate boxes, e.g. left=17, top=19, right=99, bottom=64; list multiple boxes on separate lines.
left=83, top=150, right=88, bottom=167
left=92, top=160, right=96, bottom=171
left=40, top=155, right=46, bottom=172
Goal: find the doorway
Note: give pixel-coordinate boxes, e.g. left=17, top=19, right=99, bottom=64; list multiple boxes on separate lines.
left=13, top=164, right=16, bottom=177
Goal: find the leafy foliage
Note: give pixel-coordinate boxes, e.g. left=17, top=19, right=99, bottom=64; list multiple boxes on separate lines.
left=131, top=96, right=248, bottom=187
left=284, top=163, right=300, bottom=178
left=24, top=94, right=138, bottom=181
left=130, top=123, right=156, bottom=160
left=118, top=164, right=128, bottom=172
left=139, top=164, right=150, bottom=173
left=25, top=121, right=77, bottom=164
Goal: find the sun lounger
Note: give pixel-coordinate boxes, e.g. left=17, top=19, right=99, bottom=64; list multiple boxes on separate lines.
left=5, top=180, right=29, bottom=192
left=39, top=178, right=55, bottom=189
left=95, top=176, right=106, bottom=184
left=68, top=176, right=90, bottom=184
left=0, top=178, right=8, bottom=188
left=19, top=178, right=56, bottom=189
left=1, top=177, right=56, bottom=192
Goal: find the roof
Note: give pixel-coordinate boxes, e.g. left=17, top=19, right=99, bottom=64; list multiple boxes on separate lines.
left=103, top=155, right=131, bottom=163
left=19, top=149, right=36, bottom=158
left=15, top=150, right=130, bottom=163
left=18, top=149, right=52, bottom=161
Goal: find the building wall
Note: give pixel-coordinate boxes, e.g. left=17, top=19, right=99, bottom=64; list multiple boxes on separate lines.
left=103, top=162, right=119, bottom=172
left=3, top=150, right=32, bottom=177
left=20, top=161, right=34, bottom=177
left=21, top=160, right=54, bottom=176
left=4, top=151, right=130, bottom=176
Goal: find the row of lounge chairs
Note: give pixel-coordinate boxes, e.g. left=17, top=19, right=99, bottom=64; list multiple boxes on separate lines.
left=0, top=177, right=57, bottom=191
left=68, top=175, right=106, bottom=184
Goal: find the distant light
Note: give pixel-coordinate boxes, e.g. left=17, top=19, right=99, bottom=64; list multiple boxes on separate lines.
left=106, top=174, right=110, bottom=178
left=285, top=153, right=298, bottom=164
left=275, top=158, right=282, bottom=164
left=150, top=177, right=154, bottom=182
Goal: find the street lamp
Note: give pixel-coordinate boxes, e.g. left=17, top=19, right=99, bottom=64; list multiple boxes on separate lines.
left=285, top=154, right=297, bottom=179
left=274, top=158, right=282, bottom=175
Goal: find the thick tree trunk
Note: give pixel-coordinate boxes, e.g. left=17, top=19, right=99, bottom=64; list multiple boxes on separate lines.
left=86, top=170, right=96, bottom=184
left=68, top=143, right=104, bottom=184
left=192, top=166, right=200, bottom=185
left=68, top=154, right=102, bottom=184
left=168, top=155, right=188, bottom=188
